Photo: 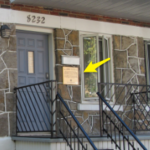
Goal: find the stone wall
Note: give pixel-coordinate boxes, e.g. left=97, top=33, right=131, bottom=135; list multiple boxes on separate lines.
left=0, top=23, right=17, bottom=136
left=113, top=35, right=145, bottom=85
left=55, top=32, right=147, bottom=134
left=113, top=35, right=146, bottom=129
left=54, top=29, right=99, bottom=135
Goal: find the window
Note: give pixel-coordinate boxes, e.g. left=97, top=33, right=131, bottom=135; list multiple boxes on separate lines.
left=81, top=34, right=112, bottom=100
left=145, top=42, right=150, bottom=85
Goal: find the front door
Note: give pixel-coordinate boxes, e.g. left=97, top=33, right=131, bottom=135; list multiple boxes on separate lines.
left=16, top=31, right=50, bottom=132
left=17, top=31, right=49, bottom=85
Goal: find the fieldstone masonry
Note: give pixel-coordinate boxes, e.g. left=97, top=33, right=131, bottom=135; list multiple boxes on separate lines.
left=113, top=35, right=145, bottom=85
left=0, top=23, right=17, bottom=136
left=113, top=35, right=146, bottom=129
left=55, top=29, right=99, bottom=135
left=55, top=31, right=147, bottom=134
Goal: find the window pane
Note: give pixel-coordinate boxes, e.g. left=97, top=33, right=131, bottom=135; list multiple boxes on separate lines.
left=28, top=51, right=34, bottom=74
left=83, top=36, right=97, bottom=98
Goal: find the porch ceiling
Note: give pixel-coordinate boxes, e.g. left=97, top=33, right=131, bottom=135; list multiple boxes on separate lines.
left=10, top=0, right=150, bottom=23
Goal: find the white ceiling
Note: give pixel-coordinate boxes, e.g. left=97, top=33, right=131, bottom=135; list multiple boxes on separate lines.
left=10, top=0, right=150, bottom=23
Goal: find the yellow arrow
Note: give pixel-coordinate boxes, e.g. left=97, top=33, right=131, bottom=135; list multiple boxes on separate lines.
left=84, top=58, right=110, bottom=73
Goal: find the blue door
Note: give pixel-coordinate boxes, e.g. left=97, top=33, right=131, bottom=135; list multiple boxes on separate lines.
left=16, top=31, right=50, bottom=132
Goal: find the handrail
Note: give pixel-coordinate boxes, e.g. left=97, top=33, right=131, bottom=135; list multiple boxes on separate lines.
left=97, top=92, right=147, bottom=150
left=14, top=80, right=57, bottom=90
left=57, top=92, right=97, bottom=150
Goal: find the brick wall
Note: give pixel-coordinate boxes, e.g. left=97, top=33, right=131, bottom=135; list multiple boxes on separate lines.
left=1, top=0, right=150, bottom=28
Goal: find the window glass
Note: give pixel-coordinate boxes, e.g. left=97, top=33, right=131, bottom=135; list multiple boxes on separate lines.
left=148, top=45, right=150, bottom=84
left=83, top=36, right=98, bottom=98
left=28, top=51, right=34, bottom=74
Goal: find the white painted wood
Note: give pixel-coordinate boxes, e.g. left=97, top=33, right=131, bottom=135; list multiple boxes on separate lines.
left=16, top=25, right=53, bottom=33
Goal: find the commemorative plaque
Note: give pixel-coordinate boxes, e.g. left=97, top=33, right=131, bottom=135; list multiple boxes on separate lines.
left=63, top=67, right=79, bottom=85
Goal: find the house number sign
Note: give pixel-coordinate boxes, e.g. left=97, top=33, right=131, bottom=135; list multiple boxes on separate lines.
left=27, top=15, right=45, bottom=24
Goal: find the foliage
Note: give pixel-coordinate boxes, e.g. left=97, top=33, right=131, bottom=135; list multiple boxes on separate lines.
left=83, top=37, right=97, bottom=98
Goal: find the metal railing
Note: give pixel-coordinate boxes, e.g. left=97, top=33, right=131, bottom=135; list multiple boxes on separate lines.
left=56, top=92, right=98, bottom=150
left=98, top=83, right=150, bottom=132
left=14, top=80, right=57, bottom=137
left=132, top=90, right=150, bottom=133
left=97, top=92, right=147, bottom=150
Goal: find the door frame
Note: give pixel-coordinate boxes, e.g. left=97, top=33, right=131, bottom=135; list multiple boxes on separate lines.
left=16, top=25, right=56, bottom=133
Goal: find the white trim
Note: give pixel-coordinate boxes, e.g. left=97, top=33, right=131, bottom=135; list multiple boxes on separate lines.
left=78, top=103, right=123, bottom=111
left=0, top=8, right=150, bottom=38
left=16, top=25, right=53, bottom=33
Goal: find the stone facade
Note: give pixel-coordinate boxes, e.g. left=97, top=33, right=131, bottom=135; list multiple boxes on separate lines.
left=0, top=23, right=17, bottom=136
left=55, top=29, right=99, bottom=135
left=55, top=32, right=147, bottom=134
left=113, top=35, right=146, bottom=129
left=113, top=35, right=145, bottom=85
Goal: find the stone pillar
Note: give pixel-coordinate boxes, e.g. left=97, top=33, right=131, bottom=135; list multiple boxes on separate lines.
left=0, top=23, right=17, bottom=136
left=54, top=29, right=100, bottom=135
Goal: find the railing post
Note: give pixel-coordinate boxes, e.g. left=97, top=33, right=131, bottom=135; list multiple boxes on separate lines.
left=14, top=87, right=17, bottom=136
left=132, top=94, right=136, bottom=134
left=51, top=82, right=53, bottom=138
left=98, top=83, right=103, bottom=137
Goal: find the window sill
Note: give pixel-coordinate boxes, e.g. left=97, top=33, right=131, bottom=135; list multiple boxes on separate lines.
left=77, top=103, right=123, bottom=111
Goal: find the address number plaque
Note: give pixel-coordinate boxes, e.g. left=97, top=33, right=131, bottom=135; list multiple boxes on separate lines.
left=27, top=15, right=45, bottom=24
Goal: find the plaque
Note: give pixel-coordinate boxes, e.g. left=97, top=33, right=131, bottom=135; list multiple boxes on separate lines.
left=28, top=51, right=34, bottom=73
left=63, top=67, right=79, bottom=85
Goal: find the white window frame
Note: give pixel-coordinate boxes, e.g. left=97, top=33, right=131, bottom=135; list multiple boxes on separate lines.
left=145, top=41, right=150, bottom=85
left=80, top=32, right=114, bottom=105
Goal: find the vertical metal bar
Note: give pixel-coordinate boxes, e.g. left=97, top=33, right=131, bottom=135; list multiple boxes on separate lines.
left=98, top=84, right=103, bottom=136
left=86, top=144, right=87, bottom=150
left=110, top=120, right=112, bottom=144
left=132, top=142, right=134, bottom=150
left=78, top=125, right=80, bottom=150
left=128, top=136, right=130, bottom=150
left=74, top=126, right=76, bottom=150
left=119, top=124, right=121, bottom=149
left=132, top=94, right=136, bottom=134
left=14, top=89, right=18, bottom=134
left=114, top=121, right=117, bottom=149
left=123, top=135, right=125, bottom=150
left=70, top=121, right=72, bottom=149
left=51, top=82, right=53, bottom=138
left=82, top=138, right=83, bottom=150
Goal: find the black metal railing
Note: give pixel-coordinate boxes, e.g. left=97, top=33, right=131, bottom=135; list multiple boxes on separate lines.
left=14, top=80, right=57, bottom=137
left=98, top=83, right=150, bottom=132
left=97, top=92, right=147, bottom=150
left=132, top=90, right=150, bottom=133
left=56, top=92, right=98, bottom=150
